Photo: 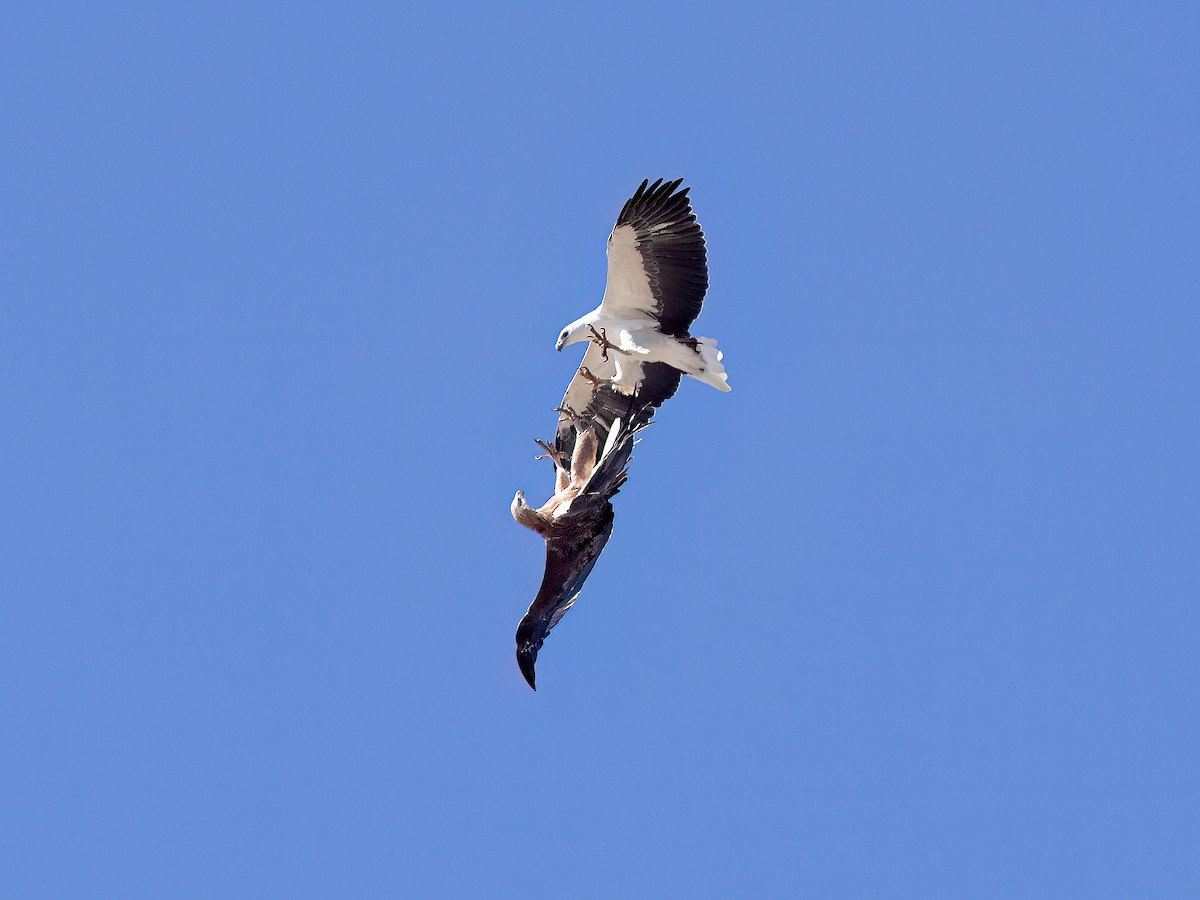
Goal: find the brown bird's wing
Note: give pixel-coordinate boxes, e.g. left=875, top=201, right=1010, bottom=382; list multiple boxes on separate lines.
left=555, top=352, right=679, bottom=479
left=515, top=419, right=642, bottom=690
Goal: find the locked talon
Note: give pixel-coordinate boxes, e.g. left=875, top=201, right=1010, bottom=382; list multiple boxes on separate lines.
left=578, top=366, right=602, bottom=387
left=553, top=404, right=588, bottom=428
left=534, top=438, right=568, bottom=466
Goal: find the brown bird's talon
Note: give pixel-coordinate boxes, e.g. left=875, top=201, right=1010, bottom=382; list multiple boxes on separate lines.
left=534, top=438, right=568, bottom=466
left=553, top=404, right=588, bottom=428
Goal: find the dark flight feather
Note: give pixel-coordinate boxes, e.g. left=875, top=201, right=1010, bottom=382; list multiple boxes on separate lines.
left=612, top=178, right=709, bottom=337
left=514, top=418, right=643, bottom=689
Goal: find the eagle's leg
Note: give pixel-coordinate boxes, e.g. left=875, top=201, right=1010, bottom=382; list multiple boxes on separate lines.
left=535, top=441, right=571, bottom=496
left=609, top=356, right=638, bottom=397
left=586, top=325, right=619, bottom=362
left=534, top=438, right=571, bottom=493
left=569, top=426, right=599, bottom=488
left=534, top=438, right=568, bottom=467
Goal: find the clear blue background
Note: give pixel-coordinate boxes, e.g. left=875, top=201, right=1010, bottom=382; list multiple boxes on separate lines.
left=3, top=2, right=1198, bottom=896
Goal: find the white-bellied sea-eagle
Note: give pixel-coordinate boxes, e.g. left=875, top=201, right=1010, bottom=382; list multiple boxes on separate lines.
left=555, top=178, right=731, bottom=396
left=511, top=178, right=729, bottom=690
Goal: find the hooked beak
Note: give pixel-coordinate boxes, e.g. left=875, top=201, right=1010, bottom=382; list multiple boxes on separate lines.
left=555, top=337, right=565, bottom=352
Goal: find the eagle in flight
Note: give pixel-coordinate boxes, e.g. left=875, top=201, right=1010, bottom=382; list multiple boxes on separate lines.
left=510, top=179, right=730, bottom=690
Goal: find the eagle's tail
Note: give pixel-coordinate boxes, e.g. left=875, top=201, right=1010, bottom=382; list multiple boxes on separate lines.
left=693, top=337, right=731, bottom=392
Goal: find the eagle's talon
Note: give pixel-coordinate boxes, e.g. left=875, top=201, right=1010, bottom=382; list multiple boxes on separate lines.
left=534, top=438, right=568, bottom=467
left=587, top=325, right=615, bottom=361
left=553, top=404, right=588, bottom=428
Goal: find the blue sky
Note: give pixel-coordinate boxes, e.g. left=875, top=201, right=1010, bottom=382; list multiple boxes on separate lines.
left=3, top=1, right=1198, bottom=896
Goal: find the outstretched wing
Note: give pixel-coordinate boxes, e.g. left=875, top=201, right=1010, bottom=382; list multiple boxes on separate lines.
left=599, top=178, right=709, bottom=337
left=515, top=420, right=643, bottom=690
